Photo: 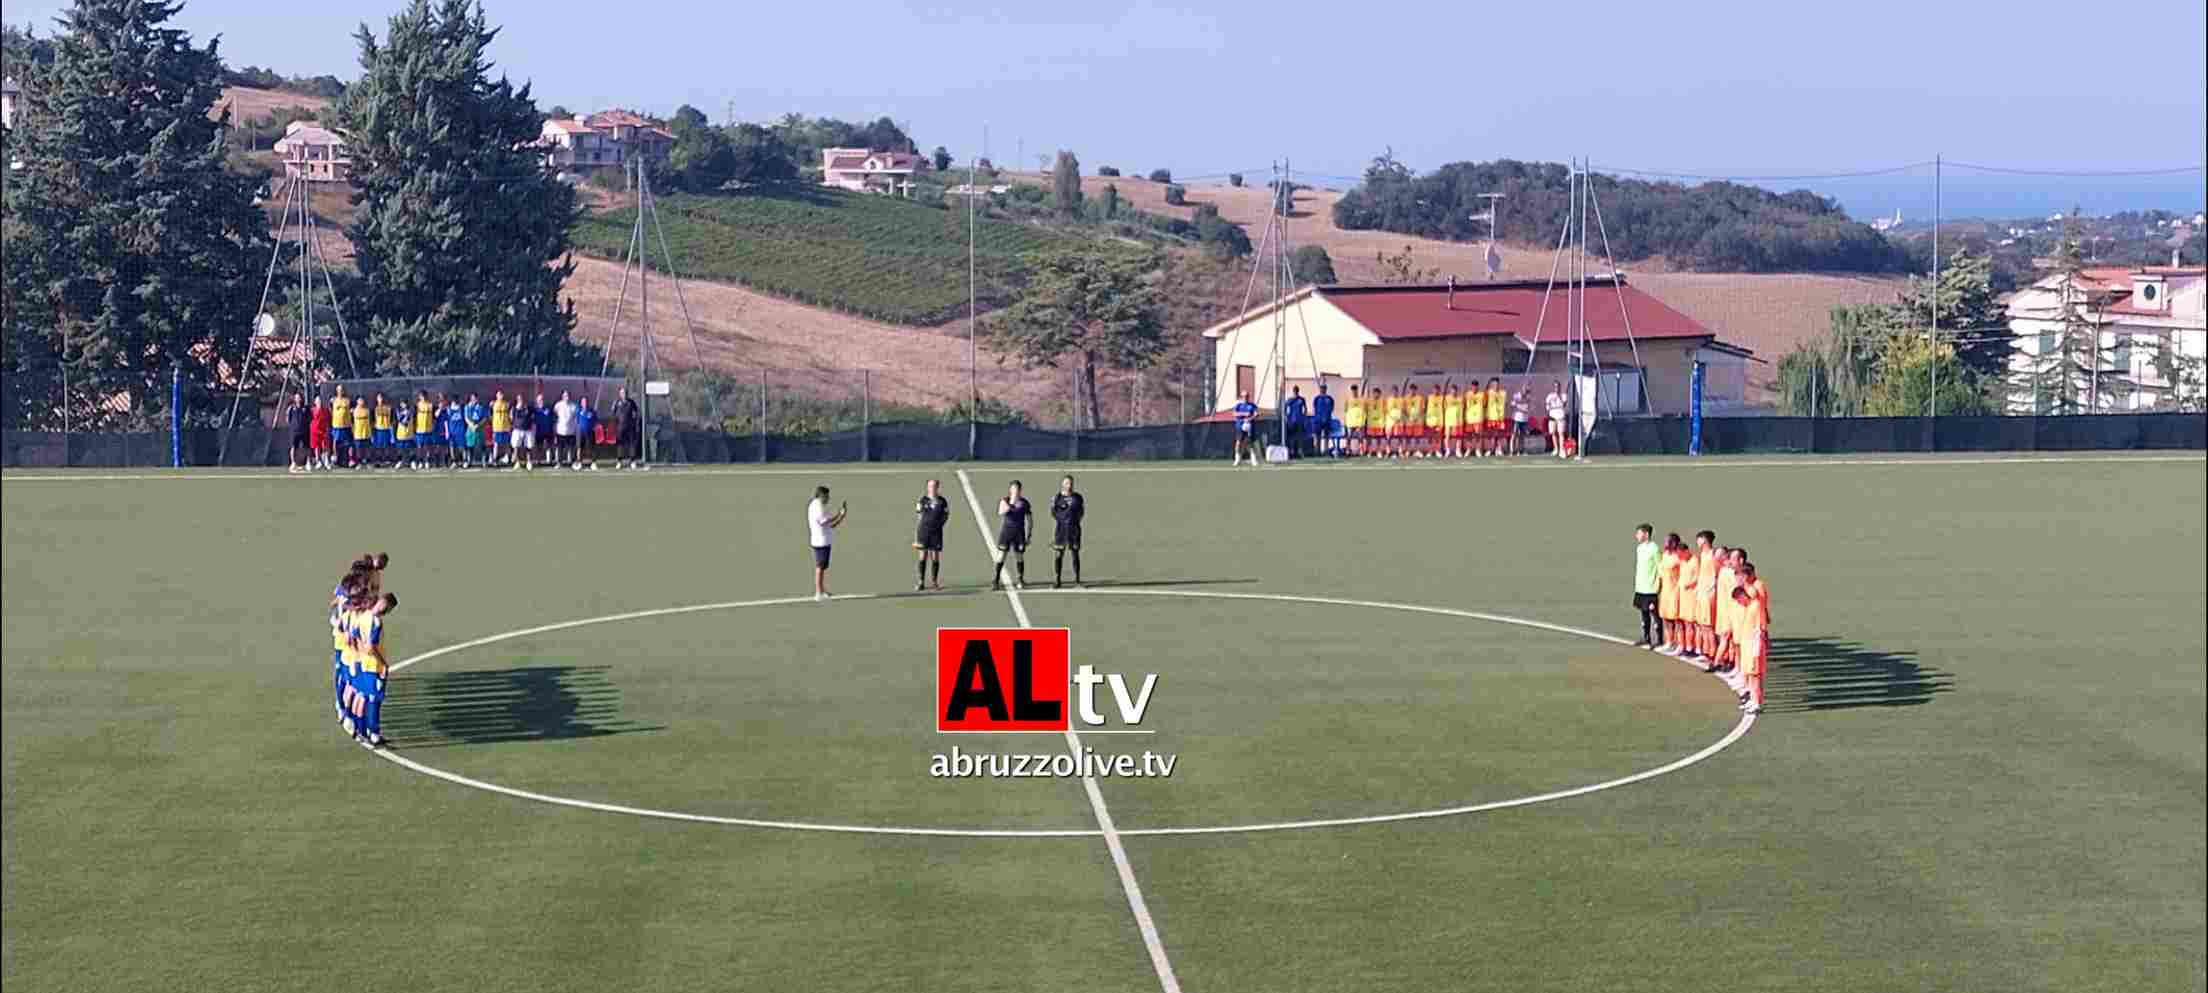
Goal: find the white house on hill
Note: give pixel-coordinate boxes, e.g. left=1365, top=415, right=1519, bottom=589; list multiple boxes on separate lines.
left=272, top=120, right=349, bottom=182
left=2004, top=265, right=2207, bottom=412
left=1201, top=278, right=1751, bottom=418
left=821, top=147, right=923, bottom=195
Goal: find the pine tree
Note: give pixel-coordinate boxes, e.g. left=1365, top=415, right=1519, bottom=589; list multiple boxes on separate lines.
left=1, top=0, right=271, bottom=429
left=2020, top=216, right=2109, bottom=414
left=336, top=0, right=594, bottom=374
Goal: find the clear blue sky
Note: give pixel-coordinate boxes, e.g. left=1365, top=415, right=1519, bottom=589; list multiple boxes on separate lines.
left=14, top=0, right=2207, bottom=212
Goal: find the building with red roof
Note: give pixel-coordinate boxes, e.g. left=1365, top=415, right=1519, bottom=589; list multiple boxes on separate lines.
left=820, top=147, right=925, bottom=196
left=2003, top=263, right=2206, bottom=412
left=538, top=110, right=675, bottom=177
left=1200, top=277, right=1753, bottom=418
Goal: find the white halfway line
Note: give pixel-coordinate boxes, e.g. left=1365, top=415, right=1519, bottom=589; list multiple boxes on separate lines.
left=956, top=469, right=1183, bottom=993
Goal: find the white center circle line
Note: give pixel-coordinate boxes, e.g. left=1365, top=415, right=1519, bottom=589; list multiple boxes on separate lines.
left=364, top=589, right=1755, bottom=837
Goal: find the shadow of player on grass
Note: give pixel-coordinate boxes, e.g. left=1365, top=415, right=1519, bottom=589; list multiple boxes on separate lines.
left=379, top=664, right=661, bottom=748
left=1760, top=636, right=1954, bottom=714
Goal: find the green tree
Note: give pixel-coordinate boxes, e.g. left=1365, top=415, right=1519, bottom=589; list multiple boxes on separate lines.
left=984, top=247, right=1166, bottom=429
left=1, top=0, right=271, bottom=429
left=546, top=103, right=571, bottom=118
left=1193, top=203, right=1250, bottom=260
left=1051, top=149, right=1083, bottom=214
left=1096, top=183, right=1121, bottom=221
left=1774, top=345, right=1831, bottom=416
left=1148, top=168, right=1172, bottom=183
left=335, top=0, right=592, bottom=375
left=1864, top=333, right=1991, bottom=416
left=669, top=124, right=735, bottom=192
left=1227, top=172, right=1243, bottom=187
left=725, top=122, right=797, bottom=187
left=1895, top=248, right=2009, bottom=385
left=1164, top=184, right=1186, bottom=206
left=1290, top=245, right=1337, bottom=284
left=668, top=104, right=708, bottom=134
left=931, top=145, right=952, bottom=171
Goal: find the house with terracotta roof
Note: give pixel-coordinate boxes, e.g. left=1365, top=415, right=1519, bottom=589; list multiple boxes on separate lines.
left=2004, top=264, right=2206, bottom=412
left=539, top=117, right=621, bottom=174
left=583, top=109, right=674, bottom=166
left=272, top=120, right=349, bottom=182
left=1200, top=277, right=1753, bottom=418
left=820, top=147, right=924, bottom=195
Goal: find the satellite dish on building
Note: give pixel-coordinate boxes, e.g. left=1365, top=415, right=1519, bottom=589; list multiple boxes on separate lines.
left=254, top=313, right=277, bottom=337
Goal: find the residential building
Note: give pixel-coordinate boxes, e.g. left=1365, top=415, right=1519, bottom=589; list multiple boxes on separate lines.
left=582, top=109, right=674, bottom=167
left=2, top=76, right=19, bottom=128
left=1200, top=277, right=1752, bottom=418
left=820, top=147, right=924, bottom=195
left=539, top=117, right=620, bottom=175
left=2004, top=265, right=2207, bottom=412
left=272, top=120, right=349, bottom=182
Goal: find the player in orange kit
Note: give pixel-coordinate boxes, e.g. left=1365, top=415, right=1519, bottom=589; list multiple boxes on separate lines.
left=1689, top=530, right=1720, bottom=663
left=1732, top=562, right=1769, bottom=714
left=1657, top=532, right=1686, bottom=655
left=1673, top=532, right=1704, bottom=663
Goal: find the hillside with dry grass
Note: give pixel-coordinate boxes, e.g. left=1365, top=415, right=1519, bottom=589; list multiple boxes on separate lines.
left=1028, top=172, right=1903, bottom=359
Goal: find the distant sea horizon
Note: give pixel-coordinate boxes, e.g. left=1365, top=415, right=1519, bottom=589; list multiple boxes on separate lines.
left=1814, top=174, right=2205, bottom=223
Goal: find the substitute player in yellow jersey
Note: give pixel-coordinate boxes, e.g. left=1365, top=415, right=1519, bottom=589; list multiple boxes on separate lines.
left=1461, top=382, right=1483, bottom=456
left=1343, top=385, right=1366, bottom=456
left=328, top=388, right=353, bottom=467
left=1430, top=381, right=1448, bottom=456
left=1440, top=382, right=1463, bottom=458
left=1483, top=378, right=1508, bottom=458
left=1382, top=388, right=1404, bottom=458
left=348, top=397, right=372, bottom=466
left=489, top=390, right=514, bottom=467
left=413, top=392, right=437, bottom=469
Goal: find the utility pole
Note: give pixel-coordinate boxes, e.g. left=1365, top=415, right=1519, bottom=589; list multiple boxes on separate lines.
left=1476, top=192, right=1506, bottom=280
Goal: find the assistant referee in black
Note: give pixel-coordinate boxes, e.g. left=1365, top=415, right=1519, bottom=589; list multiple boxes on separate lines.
left=913, top=478, right=950, bottom=591
left=1051, top=475, right=1086, bottom=588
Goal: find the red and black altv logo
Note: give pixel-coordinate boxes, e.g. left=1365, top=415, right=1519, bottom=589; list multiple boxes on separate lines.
left=935, top=628, right=1157, bottom=733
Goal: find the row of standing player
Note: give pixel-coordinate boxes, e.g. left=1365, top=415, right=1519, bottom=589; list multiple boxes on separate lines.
left=1632, top=526, right=1772, bottom=715
left=330, top=554, right=400, bottom=747
left=288, top=386, right=646, bottom=471
left=806, top=476, right=1088, bottom=601
left=1232, top=380, right=1577, bottom=465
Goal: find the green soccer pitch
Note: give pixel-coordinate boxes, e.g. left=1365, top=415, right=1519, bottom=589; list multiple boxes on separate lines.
left=4, top=454, right=2203, bottom=993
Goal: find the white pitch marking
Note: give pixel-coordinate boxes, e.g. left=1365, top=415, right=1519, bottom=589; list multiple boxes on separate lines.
left=956, top=469, right=1183, bottom=993
left=7, top=451, right=2200, bottom=483
left=366, top=589, right=1753, bottom=837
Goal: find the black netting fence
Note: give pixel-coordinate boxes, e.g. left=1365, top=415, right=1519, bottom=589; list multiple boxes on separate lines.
left=5, top=413, right=2201, bottom=468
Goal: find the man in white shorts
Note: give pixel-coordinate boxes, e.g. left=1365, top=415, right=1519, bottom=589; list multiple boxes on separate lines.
left=806, top=485, right=849, bottom=602
left=510, top=397, right=537, bottom=471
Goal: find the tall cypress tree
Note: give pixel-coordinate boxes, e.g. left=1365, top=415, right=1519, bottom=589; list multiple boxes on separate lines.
left=1, top=0, right=270, bottom=429
left=337, top=0, right=593, bottom=374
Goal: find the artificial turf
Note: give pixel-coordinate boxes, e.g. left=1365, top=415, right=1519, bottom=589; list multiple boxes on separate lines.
left=3, top=454, right=2202, bottom=992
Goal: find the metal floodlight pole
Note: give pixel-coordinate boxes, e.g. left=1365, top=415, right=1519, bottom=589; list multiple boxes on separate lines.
left=968, top=145, right=979, bottom=459
left=1931, top=153, right=1941, bottom=420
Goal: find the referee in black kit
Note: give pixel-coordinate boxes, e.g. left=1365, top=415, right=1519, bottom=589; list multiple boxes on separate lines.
left=1051, top=475, right=1086, bottom=588
left=913, top=478, right=950, bottom=591
left=991, top=480, right=1034, bottom=591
